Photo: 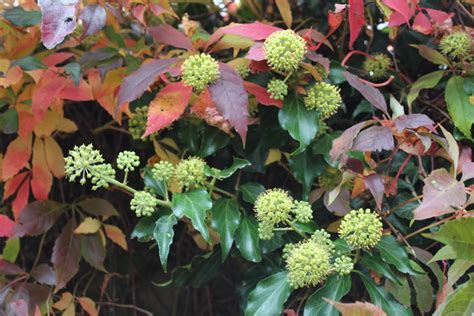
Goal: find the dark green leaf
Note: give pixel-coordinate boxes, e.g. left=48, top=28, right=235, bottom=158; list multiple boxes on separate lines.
left=385, top=277, right=411, bottom=307
left=65, top=62, right=81, bottom=87
left=245, top=271, right=292, bottom=316
left=304, top=275, right=351, bottom=316
left=360, top=252, right=401, bottom=285
left=411, top=45, right=450, bottom=66
left=154, top=213, right=178, bottom=272
left=235, top=216, right=261, bottom=262
left=376, top=235, right=422, bottom=275
left=289, top=148, right=325, bottom=199
left=131, top=211, right=162, bottom=241
left=211, top=199, right=241, bottom=261
left=3, top=7, right=41, bottom=26
left=0, top=108, right=18, bottom=134
left=12, top=56, right=47, bottom=71
left=172, top=189, right=212, bottom=243
left=278, top=92, right=319, bottom=155
left=240, top=182, right=265, bottom=204
left=197, top=127, right=230, bottom=157
left=407, top=70, right=444, bottom=108
left=445, top=76, right=474, bottom=138
left=206, top=157, right=251, bottom=179
left=143, top=167, right=167, bottom=197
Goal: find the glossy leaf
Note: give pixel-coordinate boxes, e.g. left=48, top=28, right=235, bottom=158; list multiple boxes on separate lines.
left=360, top=252, right=400, bottom=285
left=304, top=275, right=352, bottom=316
left=445, top=76, right=474, bottom=138
left=154, top=213, right=178, bottom=272
left=289, top=148, right=325, bottom=199
left=235, top=216, right=261, bottom=262
left=205, top=157, right=250, bottom=179
left=211, top=198, right=241, bottom=261
left=245, top=272, right=292, bottom=316
left=240, top=182, right=265, bottom=204
left=376, top=235, right=423, bottom=275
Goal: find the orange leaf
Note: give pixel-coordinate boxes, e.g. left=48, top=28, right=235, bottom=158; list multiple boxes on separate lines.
left=56, top=118, right=78, bottom=133
left=53, top=292, right=73, bottom=310
left=33, top=111, right=61, bottom=137
left=0, top=66, right=23, bottom=88
left=275, top=0, right=292, bottom=28
left=3, top=171, right=28, bottom=201
left=59, top=79, right=94, bottom=101
left=16, top=103, right=35, bottom=137
left=77, top=297, right=98, bottom=316
left=12, top=175, right=30, bottom=219
left=103, top=224, right=128, bottom=251
left=43, top=52, right=74, bottom=67
left=31, top=70, right=67, bottom=119
left=31, top=138, right=53, bottom=200
left=44, top=136, right=65, bottom=178
left=144, top=82, right=193, bottom=137
left=2, top=134, right=32, bottom=181
left=324, top=299, right=387, bottom=316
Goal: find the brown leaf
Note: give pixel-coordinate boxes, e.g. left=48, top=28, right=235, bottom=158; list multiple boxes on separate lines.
left=14, top=200, right=65, bottom=237
left=80, top=234, right=107, bottom=272
left=343, top=71, right=388, bottom=114
left=324, top=298, right=388, bottom=316
left=0, top=259, right=24, bottom=275
left=77, top=198, right=119, bottom=217
left=104, top=224, right=128, bottom=251
left=330, top=121, right=374, bottom=163
left=275, top=0, right=292, bottom=28
left=352, top=125, right=394, bottom=152
left=52, top=219, right=81, bottom=290
left=364, top=173, right=385, bottom=210
left=53, top=292, right=73, bottom=311
left=31, top=264, right=55, bottom=286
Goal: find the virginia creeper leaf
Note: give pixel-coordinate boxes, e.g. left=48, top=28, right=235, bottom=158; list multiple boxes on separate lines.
left=52, top=218, right=81, bottom=289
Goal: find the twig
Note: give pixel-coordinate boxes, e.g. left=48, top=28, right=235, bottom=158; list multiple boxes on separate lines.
left=97, top=302, right=153, bottom=316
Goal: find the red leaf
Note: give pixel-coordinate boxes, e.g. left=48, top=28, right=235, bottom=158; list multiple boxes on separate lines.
left=79, top=4, right=106, bottom=37
left=14, top=200, right=65, bottom=237
left=352, top=125, right=395, bottom=152
left=43, top=52, right=74, bottom=67
left=59, top=79, right=94, bottom=101
left=348, top=0, right=365, bottom=49
left=206, top=22, right=282, bottom=50
left=330, top=121, right=374, bottom=163
left=116, top=58, right=180, bottom=111
left=393, top=114, right=434, bottom=133
left=12, top=177, right=30, bottom=220
left=3, top=171, right=29, bottom=201
left=31, top=138, right=53, bottom=200
left=328, top=4, right=347, bottom=35
left=0, top=215, right=15, bottom=238
left=425, top=8, right=453, bottom=25
left=243, top=81, right=282, bottom=108
left=209, top=63, right=249, bottom=143
left=149, top=25, right=194, bottom=51
left=324, top=298, right=388, bottom=316
left=132, top=4, right=146, bottom=25
left=104, top=224, right=128, bottom=251
left=32, top=70, right=67, bottom=119
left=246, top=43, right=265, bottom=61
left=0, top=259, right=24, bottom=275
left=413, top=12, right=432, bottom=35
left=144, top=82, right=193, bottom=136
left=364, top=173, right=385, bottom=210
left=2, top=134, right=32, bottom=181
left=413, top=169, right=467, bottom=220
left=383, top=0, right=415, bottom=25
left=306, top=52, right=330, bottom=74
left=388, top=12, right=408, bottom=27
left=52, top=218, right=81, bottom=289
left=249, top=60, right=270, bottom=73
left=38, top=0, right=79, bottom=49
left=343, top=71, right=388, bottom=114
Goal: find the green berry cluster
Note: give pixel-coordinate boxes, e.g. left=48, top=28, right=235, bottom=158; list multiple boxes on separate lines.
left=129, top=106, right=149, bottom=140
left=267, top=79, right=288, bottom=100
left=181, top=53, right=220, bottom=91
left=236, top=64, right=251, bottom=78
left=152, top=160, right=175, bottom=182
left=175, top=156, right=208, bottom=189
left=363, top=53, right=392, bottom=79
left=117, top=151, right=140, bottom=172
left=254, top=189, right=313, bottom=240
left=130, top=191, right=158, bottom=217
left=440, top=31, right=472, bottom=60
left=333, top=255, right=353, bottom=276
left=304, top=82, right=342, bottom=119
left=65, top=144, right=115, bottom=190
left=263, top=30, right=307, bottom=73
left=338, top=208, right=383, bottom=249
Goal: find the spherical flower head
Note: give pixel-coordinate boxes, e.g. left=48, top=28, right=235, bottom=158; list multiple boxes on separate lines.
left=181, top=53, right=220, bottom=91
left=175, top=156, right=207, bottom=189
left=267, top=79, right=288, bottom=100
left=363, top=53, right=392, bottom=79
left=310, top=229, right=335, bottom=253
left=338, top=208, right=383, bottom=249
left=65, top=144, right=105, bottom=185
left=254, top=189, right=294, bottom=239
left=130, top=191, right=158, bottom=217
left=292, top=201, right=313, bottom=223
left=152, top=160, right=175, bottom=182
left=236, top=64, right=250, bottom=79
left=117, top=151, right=140, bottom=172
left=285, top=240, right=332, bottom=288
left=440, top=31, right=472, bottom=60
left=90, top=163, right=116, bottom=190
left=304, top=82, right=342, bottom=119
left=334, top=255, right=353, bottom=276
left=129, top=106, right=149, bottom=140
left=264, top=30, right=307, bottom=72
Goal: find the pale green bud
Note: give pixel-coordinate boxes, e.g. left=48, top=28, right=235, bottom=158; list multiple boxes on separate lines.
left=254, top=189, right=294, bottom=240
left=292, top=201, right=313, bottom=223
left=267, top=79, right=288, bottom=100
left=304, top=82, right=342, bottom=119
left=440, top=31, right=472, bottom=60
left=130, top=191, right=158, bottom=217
left=264, top=30, right=307, bottom=72
left=333, top=255, right=353, bottom=275
left=152, top=160, right=175, bottom=182
left=117, top=151, right=140, bottom=172
left=175, top=156, right=207, bottom=189
left=363, top=53, right=392, bottom=79
left=181, top=53, right=220, bottom=91
left=338, top=208, right=383, bottom=249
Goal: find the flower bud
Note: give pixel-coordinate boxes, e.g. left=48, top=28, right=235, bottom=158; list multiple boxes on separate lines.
left=152, top=160, right=175, bottom=182
left=130, top=191, right=158, bottom=217
left=338, top=208, right=383, bottom=249
left=440, top=31, right=472, bottom=60
left=363, top=53, right=392, bottom=79
left=333, top=255, right=353, bottom=275
left=254, top=189, right=294, bottom=240
left=175, top=156, right=207, bottom=189
left=267, top=79, right=288, bottom=100
left=304, top=82, right=342, bottom=119
left=263, top=30, right=307, bottom=72
left=181, top=53, right=220, bottom=91
left=117, top=151, right=140, bottom=172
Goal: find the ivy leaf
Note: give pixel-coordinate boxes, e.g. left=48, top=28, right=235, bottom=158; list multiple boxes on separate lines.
left=424, top=218, right=474, bottom=262
left=324, top=299, right=388, bottom=316
left=211, top=199, right=241, bottom=261
left=343, top=71, right=388, bottom=114
left=407, top=70, right=444, bottom=107
left=52, top=218, right=81, bottom=290
left=209, top=63, right=249, bottom=143
left=240, top=182, right=265, bottom=204
left=3, top=7, right=42, bottom=26
left=376, top=235, right=423, bottom=275
left=144, top=82, right=193, bottom=137
left=154, top=213, right=178, bottom=272
left=38, top=0, right=79, bottom=49
left=131, top=212, right=161, bottom=241
left=79, top=4, right=106, bottom=38
left=278, top=92, right=319, bottom=155
left=14, top=200, right=65, bottom=237
left=445, top=76, right=474, bottom=138
left=235, top=216, right=261, bottom=262
left=205, top=157, right=250, bottom=179
left=245, top=271, right=292, bottom=316
left=289, top=149, right=325, bottom=199
left=304, top=275, right=352, bottom=316
left=434, top=274, right=474, bottom=316
left=360, top=252, right=401, bottom=285
left=172, top=189, right=213, bottom=243
left=348, top=0, right=365, bottom=49
left=359, top=273, right=413, bottom=316
left=196, top=127, right=230, bottom=157
left=149, top=24, right=194, bottom=51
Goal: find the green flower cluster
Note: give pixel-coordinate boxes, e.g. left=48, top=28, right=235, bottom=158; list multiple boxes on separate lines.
left=152, top=160, right=175, bottom=182
left=304, top=82, right=342, bottom=119
left=236, top=64, right=251, bottom=78
left=129, top=106, right=149, bottom=140
left=363, top=53, right=392, bottom=79
left=181, top=53, right=220, bottom=91
left=130, top=191, right=158, bottom=217
left=175, top=156, right=208, bottom=189
left=263, top=30, right=307, bottom=73
left=117, top=151, right=140, bottom=172
left=440, top=31, right=472, bottom=60
left=267, top=79, right=288, bottom=100
left=333, top=255, right=353, bottom=275
left=338, top=208, right=383, bottom=249
left=65, top=144, right=116, bottom=190
left=254, top=189, right=313, bottom=239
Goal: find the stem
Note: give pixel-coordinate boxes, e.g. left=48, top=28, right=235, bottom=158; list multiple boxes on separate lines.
left=123, top=171, right=129, bottom=185
left=205, top=183, right=235, bottom=199
left=405, top=215, right=457, bottom=239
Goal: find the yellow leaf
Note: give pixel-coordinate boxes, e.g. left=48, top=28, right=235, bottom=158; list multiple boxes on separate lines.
left=53, top=292, right=73, bottom=310
left=74, top=217, right=102, bottom=234
left=44, top=136, right=65, bottom=178
left=62, top=302, right=75, bottom=316
left=326, top=218, right=342, bottom=233
left=469, top=95, right=474, bottom=105
left=77, top=297, right=98, bottom=316
left=33, top=111, right=60, bottom=137
left=104, top=224, right=128, bottom=251
left=153, top=138, right=180, bottom=165
left=56, top=118, right=78, bottom=133
left=265, top=148, right=282, bottom=165
left=276, top=0, right=293, bottom=28
left=300, top=62, right=322, bottom=82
